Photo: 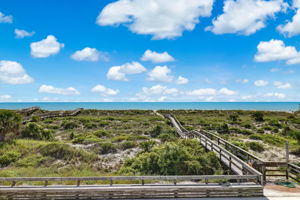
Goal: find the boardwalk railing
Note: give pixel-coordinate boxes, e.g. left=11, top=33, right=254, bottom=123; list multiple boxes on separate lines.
left=0, top=175, right=263, bottom=199
left=0, top=175, right=261, bottom=187
left=23, top=108, right=83, bottom=123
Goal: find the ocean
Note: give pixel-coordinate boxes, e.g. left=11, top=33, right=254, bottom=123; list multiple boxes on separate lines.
left=0, top=102, right=299, bottom=111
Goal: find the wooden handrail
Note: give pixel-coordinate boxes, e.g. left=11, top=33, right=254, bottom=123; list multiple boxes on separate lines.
left=0, top=175, right=258, bottom=182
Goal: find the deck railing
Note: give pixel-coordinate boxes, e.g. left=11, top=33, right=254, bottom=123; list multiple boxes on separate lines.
left=0, top=175, right=261, bottom=187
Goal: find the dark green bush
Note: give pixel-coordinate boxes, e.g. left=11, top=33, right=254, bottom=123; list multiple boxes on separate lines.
left=228, top=113, right=239, bottom=123
left=217, top=123, right=229, bottom=134
left=252, top=112, right=264, bottom=122
left=99, top=142, right=117, bottom=154
left=31, top=116, right=41, bottom=122
left=120, top=139, right=222, bottom=175
left=120, top=141, right=137, bottom=150
left=21, top=122, right=52, bottom=140
left=39, top=143, right=77, bottom=160
left=248, top=142, right=264, bottom=152
left=139, top=140, right=156, bottom=152
left=93, top=130, right=109, bottom=138
left=0, top=110, right=22, bottom=142
left=84, top=122, right=97, bottom=129
left=158, top=133, right=176, bottom=142
left=249, top=134, right=262, bottom=140
left=149, top=126, right=163, bottom=138
left=62, top=121, right=78, bottom=129
left=0, top=151, right=21, bottom=167
left=231, top=141, right=249, bottom=151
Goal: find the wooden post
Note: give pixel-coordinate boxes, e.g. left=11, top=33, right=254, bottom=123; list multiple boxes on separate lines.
left=76, top=180, right=80, bottom=187
left=11, top=181, right=16, bottom=187
left=44, top=180, right=48, bottom=187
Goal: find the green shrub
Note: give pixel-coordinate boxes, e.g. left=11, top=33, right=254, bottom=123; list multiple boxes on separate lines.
left=120, top=141, right=137, bottom=150
left=257, top=129, right=264, bottom=134
left=31, top=116, right=41, bottom=122
left=158, top=133, right=176, bottom=142
left=139, top=140, right=156, bottom=152
left=249, top=134, right=262, bottom=140
left=21, top=122, right=52, bottom=140
left=15, top=155, right=46, bottom=167
left=231, top=141, right=249, bottom=151
left=149, top=126, right=162, bottom=138
left=248, top=142, right=264, bottom=152
left=39, top=143, right=97, bottom=162
left=0, top=110, right=22, bottom=142
left=217, top=123, right=229, bottom=134
left=93, top=130, right=108, bottom=138
left=62, top=121, right=78, bottom=129
left=84, top=122, right=97, bottom=129
left=39, top=143, right=77, bottom=160
left=228, top=113, right=239, bottom=123
left=120, top=139, right=222, bottom=175
left=252, top=112, right=264, bottom=122
left=98, top=142, right=117, bottom=154
left=0, top=151, right=21, bottom=167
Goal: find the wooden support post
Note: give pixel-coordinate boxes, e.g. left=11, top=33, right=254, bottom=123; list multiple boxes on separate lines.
left=229, top=156, right=232, bottom=171
left=44, top=180, right=48, bottom=187
left=141, top=179, right=144, bottom=186
left=110, top=178, right=113, bottom=186
left=205, top=178, right=208, bottom=185
left=219, top=148, right=222, bottom=160
left=76, top=180, right=80, bottom=187
left=11, top=181, right=16, bottom=187
left=173, top=180, right=177, bottom=185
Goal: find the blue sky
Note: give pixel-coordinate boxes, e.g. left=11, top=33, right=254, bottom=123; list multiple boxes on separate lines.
left=0, top=0, right=300, bottom=102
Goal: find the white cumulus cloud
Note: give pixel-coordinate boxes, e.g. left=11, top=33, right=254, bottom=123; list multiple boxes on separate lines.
left=107, top=62, right=146, bottom=81
left=254, top=80, right=269, bottom=87
left=91, top=85, right=119, bottom=96
left=39, top=85, right=80, bottom=95
left=148, top=66, right=173, bottom=82
left=277, top=10, right=300, bottom=37
left=30, top=35, right=64, bottom=58
left=0, top=60, right=33, bottom=84
left=187, top=88, right=217, bottom=96
left=141, top=50, right=175, bottom=63
left=0, top=95, right=11, bottom=101
left=97, top=0, right=214, bottom=39
left=71, top=47, right=108, bottom=62
left=206, top=0, right=286, bottom=35
left=254, top=39, right=300, bottom=64
left=273, top=81, right=291, bottom=89
left=15, top=29, right=35, bottom=38
left=0, top=12, right=13, bottom=23
left=176, top=76, right=189, bottom=85
left=219, top=88, right=237, bottom=95
left=265, top=92, right=286, bottom=99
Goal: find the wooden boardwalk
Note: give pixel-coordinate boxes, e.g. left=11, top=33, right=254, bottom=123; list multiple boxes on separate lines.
left=166, top=114, right=300, bottom=184
left=166, top=115, right=262, bottom=179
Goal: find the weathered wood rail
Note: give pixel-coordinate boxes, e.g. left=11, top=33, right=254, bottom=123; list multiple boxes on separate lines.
left=23, top=108, right=83, bottom=123
left=0, top=176, right=263, bottom=199
left=166, top=114, right=300, bottom=183
left=16, top=106, right=41, bottom=116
